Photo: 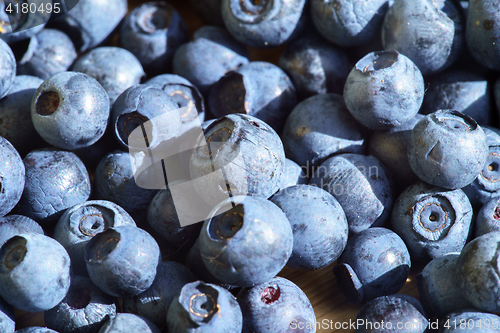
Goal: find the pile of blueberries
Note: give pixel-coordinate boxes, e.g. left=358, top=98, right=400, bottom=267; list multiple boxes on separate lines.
left=1, top=0, right=500, bottom=332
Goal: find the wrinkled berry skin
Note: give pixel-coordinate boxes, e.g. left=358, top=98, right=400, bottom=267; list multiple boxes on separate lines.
left=98, top=313, right=161, bottom=333
left=0, top=75, right=44, bottom=156
left=476, top=197, right=500, bottom=237
left=0, top=215, right=43, bottom=247
left=0, top=233, right=71, bottom=312
left=31, top=71, right=110, bottom=150
left=237, top=277, right=316, bottom=333
left=382, top=0, right=463, bottom=75
left=391, top=182, right=473, bottom=262
left=44, top=275, right=118, bottom=333
left=17, top=29, right=77, bottom=80
left=167, top=281, right=242, bottom=333
left=440, top=310, right=500, bottom=332
left=466, top=0, right=500, bottom=71
left=120, top=2, right=188, bottom=74
left=209, top=61, right=296, bottom=132
left=53, top=200, right=137, bottom=276
left=189, top=0, right=223, bottom=26
left=283, top=94, right=367, bottom=169
left=463, top=127, right=500, bottom=208
left=417, top=253, right=473, bottom=318
left=344, top=50, right=424, bottom=130
left=85, top=225, right=161, bottom=298
left=72, top=47, right=145, bottom=105
left=199, top=196, right=293, bottom=287
left=270, top=185, right=348, bottom=270
left=356, top=294, right=428, bottom=333
left=311, top=0, right=389, bottom=47
left=457, top=231, right=500, bottom=313
left=49, top=0, right=128, bottom=52
left=408, top=110, right=488, bottom=190
left=281, top=158, right=308, bottom=189
left=278, top=33, right=350, bottom=98
left=173, top=26, right=249, bottom=96
left=0, top=39, right=16, bottom=99
left=422, top=71, right=491, bottom=126
left=221, top=0, right=306, bottom=48
left=333, top=227, right=411, bottom=304
left=190, top=114, right=285, bottom=204
left=0, top=137, right=25, bottom=217
left=0, top=297, right=14, bottom=333
left=123, top=261, right=196, bottom=329
left=310, top=153, right=393, bottom=234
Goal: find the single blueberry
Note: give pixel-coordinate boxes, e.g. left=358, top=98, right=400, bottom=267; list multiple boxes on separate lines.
left=0, top=296, right=14, bottom=333
left=382, top=0, right=464, bottom=75
left=44, top=275, right=118, bottom=333
left=0, top=233, right=71, bottom=312
left=270, top=185, right=348, bottom=270
left=97, top=313, right=160, bottom=333
left=408, top=110, right=488, bottom=189
left=31, top=71, right=110, bottom=150
left=53, top=200, right=137, bottom=276
left=333, top=227, right=411, bottom=304
left=0, top=215, right=43, bottom=247
left=282, top=93, right=367, bottom=169
left=18, top=149, right=91, bottom=224
left=280, top=158, right=308, bottom=189
left=85, top=225, right=161, bottom=297
left=343, top=50, right=425, bottom=130
left=71, top=47, right=145, bottom=105
left=440, top=309, right=500, bottom=332
left=237, top=277, right=316, bottom=333
left=391, top=181, right=473, bottom=262
left=123, top=261, right=197, bottom=329
left=0, top=137, right=25, bottom=217
left=120, top=2, right=189, bottom=75
left=166, top=280, right=243, bottom=333
left=199, top=196, right=293, bottom=287
left=189, top=0, right=223, bottom=26
left=0, top=39, right=16, bottom=99
left=310, top=153, right=394, bottom=234
left=208, top=61, right=297, bottom=133
left=475, top=197, right=500, bottom=237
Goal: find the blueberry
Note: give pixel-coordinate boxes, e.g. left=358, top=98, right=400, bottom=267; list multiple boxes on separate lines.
left=270, top=185, right=348, bottom=270
left=391, top=181, right=473, bottom=262
left=173, top=26, right=249, bottom=96
left=466, top=0, right=500, bottom=71
left=416, top=253, right=473, bottom=318
left=0, top=215, right=43, bottom=247
left=0, top=75, right=44, bottom=156
left=282, top=93, right=367, bottom=169
left=190, top=114, right=286, bottom=204
left=199, top=196, right=293, bottom=287
left=18, top=149, right=91, bottom=224
left=97, top=313, right=160, bottom=333
left=221, top=0, right=306, bottom=48
left=0, top=296, right=14, bottom=333
left=343, top=50, right=425, bottom=130
left=48, top=0, right=128, bottom=52
left=457, top=231, right=500, bottom=313
left=356, top=294, right=428, bottom=333
left=368, top=114, right=423, bottom=191
left=72, top=47, right=145, bottom=105
left=0, top=39, right=16, bottom=99
left=31, top=71, right=110, bottom=150
left=280, top=158, right=308, bottom=189
left=278, top=32, right=350, bottom=98
left=189, top=0, right=223, bottom=26
left=53, top=200, right=137, bottom=276
left=311, top=0, right=389, bottom=47
left=208, top=61, right=297, bottom=132
left=166, top=280, right=243, bottom=333
left=382, top=0, right=464, bottom=75
left=440, top=309, right=500, bottom=332
left=408, top=110, right=488, bottom=189
left=123, top=261, right=197, bottom=329
left=333, top=227, right=411, bottom=303
left=120, top=2, right=189, bottom=75
left=237, top=277, right=315, bottom=333
left=17, top=29, right=77, bottom=80
left=422, top=71, right=491, bottom=126
left=85, top=225, right=161, bottom=297
left=185, top=238, right=225, bottom=285
left=15, top=328, right=59, bottom=333
left=0, top=0, right=50, bottom=44
left=0, top=137, right=25, bottom=217
left=0, top=233, right=71, bottom=312
left=495, top=77, right=500, bottom=115
left=44, top=275, right=118, bottom=333
left=475, top=197, right=500, bottom=237
left=310, top=153, right=394, bottom=234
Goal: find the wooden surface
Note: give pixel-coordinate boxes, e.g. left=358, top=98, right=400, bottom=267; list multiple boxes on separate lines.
left=15, top=1, right=425, bottom=332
